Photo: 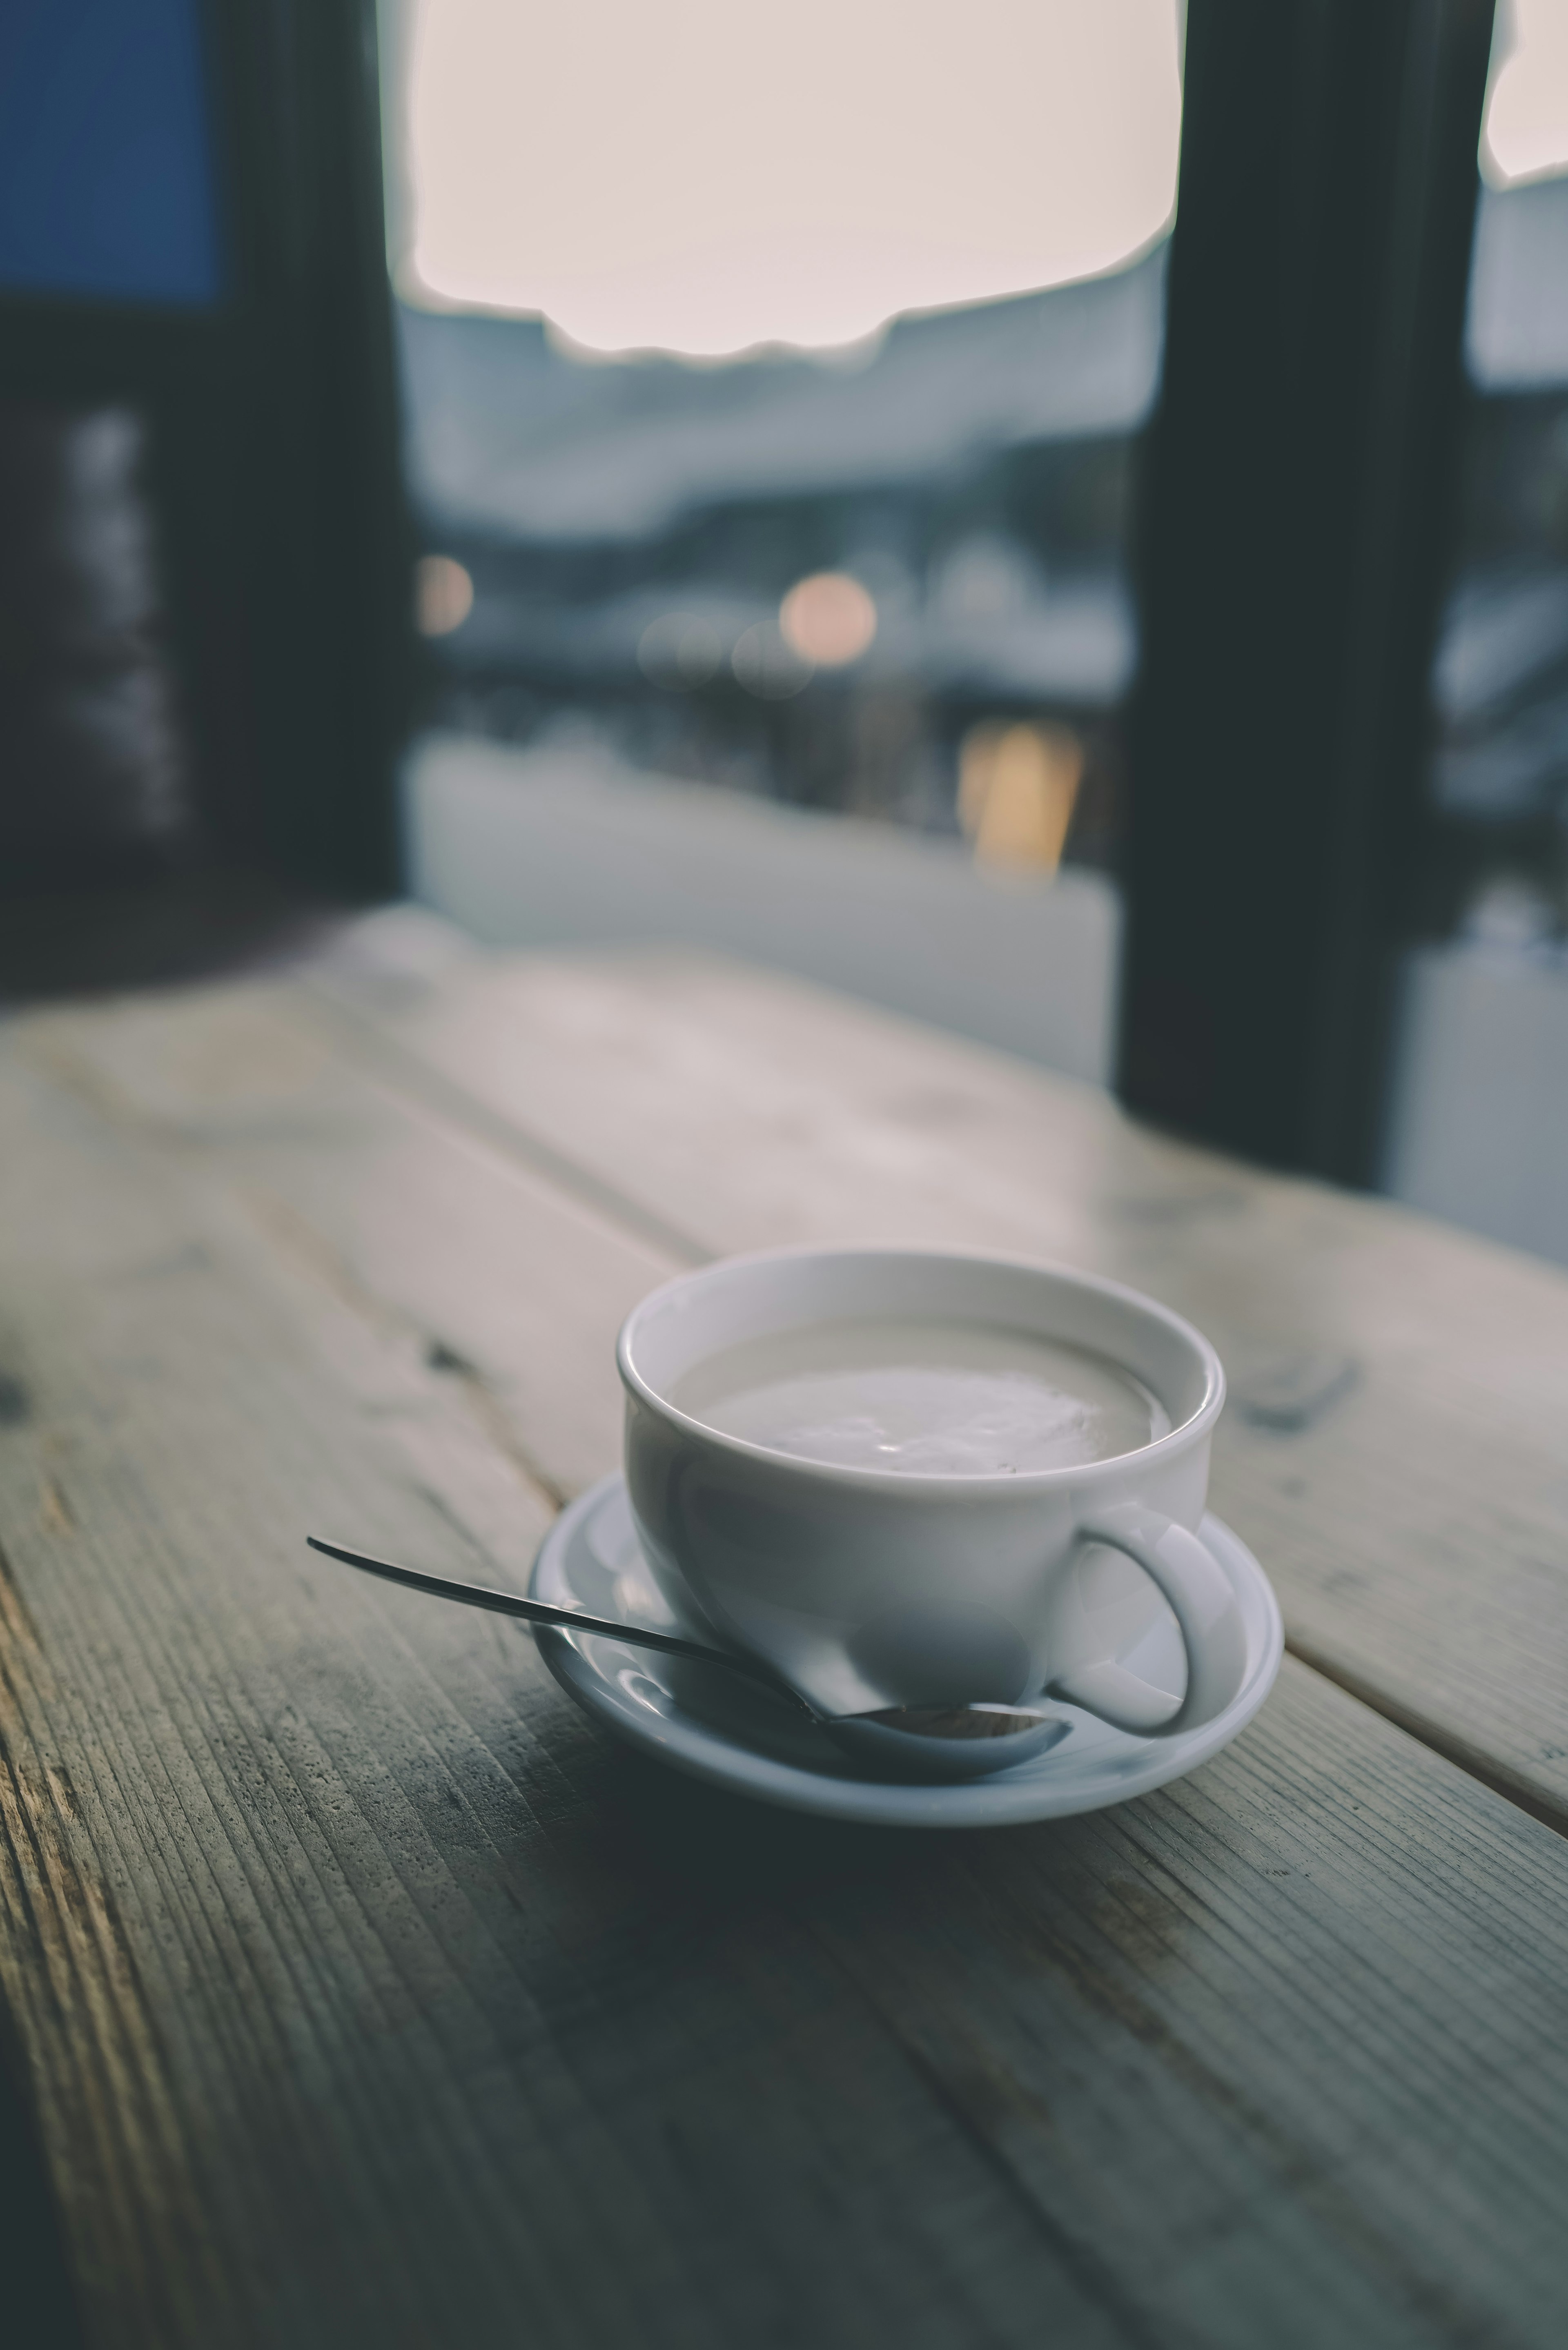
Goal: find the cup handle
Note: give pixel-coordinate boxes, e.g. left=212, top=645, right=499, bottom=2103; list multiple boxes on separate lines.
left=1047, top=1506, right=1250, bottom=1737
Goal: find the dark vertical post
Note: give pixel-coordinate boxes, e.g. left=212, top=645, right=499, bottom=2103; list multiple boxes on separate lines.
left=0, top=0, right=411, bottom=901
left=1119, top=0, right=1496, bottom=1183
left=197, top=0, right=412, bottom=895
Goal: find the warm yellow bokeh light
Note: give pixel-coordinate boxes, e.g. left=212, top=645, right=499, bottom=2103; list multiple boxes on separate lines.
left=416, top=553, right=474, bottom=635
left=780, top=575, right=878, bottom=667
left=958, top=721, right=1084, bottom=879
left=403, top=0, right=1183, bottom=356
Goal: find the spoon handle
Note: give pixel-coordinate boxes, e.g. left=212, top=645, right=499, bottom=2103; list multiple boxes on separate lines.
left=305, top=1535, right=796, bottom=1700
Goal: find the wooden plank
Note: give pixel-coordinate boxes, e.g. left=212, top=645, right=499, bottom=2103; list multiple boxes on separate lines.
left=0, top=1035, right=1108, bottom=2349
left=3, top=957, right=1568, bottom=2345
left=300, top=926, right=1568, bottom=1829
left=16, top=971, right=668, bottom=1509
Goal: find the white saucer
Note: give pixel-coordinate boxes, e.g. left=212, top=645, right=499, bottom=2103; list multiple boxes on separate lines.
left=531, top=1475, right=1284, bottom=1828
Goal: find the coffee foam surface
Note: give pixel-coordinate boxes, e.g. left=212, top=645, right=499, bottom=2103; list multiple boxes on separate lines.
left=671, top=1316, right=1168, bottom=1476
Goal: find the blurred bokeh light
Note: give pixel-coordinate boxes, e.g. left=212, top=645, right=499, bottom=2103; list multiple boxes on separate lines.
left=416, top=552, right=474, bottom=635
left=958, top=720, right=1083, bottom=878
left=639, top=613, right=726, bottom=688
left=733, top=624, right=814, bottom=699
left=780, top=574, right=878, bottom=667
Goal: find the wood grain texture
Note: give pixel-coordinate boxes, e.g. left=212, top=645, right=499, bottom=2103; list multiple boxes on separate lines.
left=19, top=971, right=668, bottom=1507
left=4, top=923, right=1568, bottom=2347
left=293, top=922, right=1568, bottom=1829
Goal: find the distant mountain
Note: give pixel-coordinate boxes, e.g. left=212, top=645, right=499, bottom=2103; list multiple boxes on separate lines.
left=397, top=249, right=1167, bottom=547
left=401, top=181, right=1568, bottom=794
left=396, top=178, right=1568, bottom=555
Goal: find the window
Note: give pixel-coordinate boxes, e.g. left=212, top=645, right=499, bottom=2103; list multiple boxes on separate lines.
left=381, top=0, right=1183, bottom=1083
left=1382, top=0, right=1568, bottom=1262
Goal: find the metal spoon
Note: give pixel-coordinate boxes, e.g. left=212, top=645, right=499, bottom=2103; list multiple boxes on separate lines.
left=306, top=1536, right=1069, bottom=1781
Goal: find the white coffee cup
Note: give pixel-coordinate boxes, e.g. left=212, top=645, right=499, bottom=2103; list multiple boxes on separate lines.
left=618, top=1247, right=1247, bottom=1736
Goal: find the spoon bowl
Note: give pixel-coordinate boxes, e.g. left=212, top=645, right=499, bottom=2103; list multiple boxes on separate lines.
left=824, top=1704, right=1070, bottom=1779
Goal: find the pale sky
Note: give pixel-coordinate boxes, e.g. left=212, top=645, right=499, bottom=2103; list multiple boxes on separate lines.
left=399, top=0, right=1568, bottom=357
left=1484, top=0, right=1568, bottom=185
left=403, top=0, right=1185, bottom=356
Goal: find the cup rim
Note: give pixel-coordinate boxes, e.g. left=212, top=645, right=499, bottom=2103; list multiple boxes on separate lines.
left=617, top=1244, right=1225, bottom=1493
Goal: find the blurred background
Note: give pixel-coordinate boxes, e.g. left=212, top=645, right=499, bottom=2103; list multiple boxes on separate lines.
left=385, top=0, right=1177, bottom=1086
left=4, top=1, right=1567, bottom=1258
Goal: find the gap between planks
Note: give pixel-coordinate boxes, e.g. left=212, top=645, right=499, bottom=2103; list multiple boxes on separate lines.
left=1281, top=1635, right=1568, bottom=1842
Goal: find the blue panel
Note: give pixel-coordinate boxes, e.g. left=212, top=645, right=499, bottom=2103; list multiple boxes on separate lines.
left=0, top=0, right=222, bottom=307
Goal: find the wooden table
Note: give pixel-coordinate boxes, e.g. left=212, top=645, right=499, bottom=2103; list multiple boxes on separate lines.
left=4, top=909, right=1568, bottom=2349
